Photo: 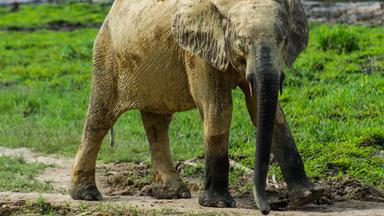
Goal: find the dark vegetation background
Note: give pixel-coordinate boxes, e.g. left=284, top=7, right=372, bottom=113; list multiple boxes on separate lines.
left=0, top=0, right=383, bottom=191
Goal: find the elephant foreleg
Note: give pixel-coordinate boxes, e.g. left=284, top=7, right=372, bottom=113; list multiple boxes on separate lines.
left=186, top=56, right=236, bottom=208
left=198, top=102, right=236, bottom=208
left=140, top=111, right=191, bottom=199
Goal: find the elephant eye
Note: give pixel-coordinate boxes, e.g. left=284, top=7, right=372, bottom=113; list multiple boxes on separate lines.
left=234, top=53, right=246, bottom=65
left=274, top=22, right=288, bottom=45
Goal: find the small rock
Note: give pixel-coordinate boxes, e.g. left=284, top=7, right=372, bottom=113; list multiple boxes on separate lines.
left=374, top=150, right=384, bottom=157
left=14, top=200, right=26, bottom=206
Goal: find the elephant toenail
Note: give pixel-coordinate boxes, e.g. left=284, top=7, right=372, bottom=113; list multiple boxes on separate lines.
left=181, top=191, right=191, bottom=198
left=199, top=198, right=208, bottom=206
left=217, top=201, right=226, bottom=207
left=230, top=201, right=237, bottom=208
left=312, top=186, right=325, bottom=192
left=84, top=194, right=93, bottom=200
left=303, top=190, right=312, bottom=197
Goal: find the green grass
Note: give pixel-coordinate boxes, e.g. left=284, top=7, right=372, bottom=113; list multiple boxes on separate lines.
left=0, top=3, right=383, bottom=189
left=0, top=156, right=52, bottom=192
left=0, top=2, right=109, bottom=29
left=317, top=25, right=360, bottom=53
left=282, top=24, right=384, bottom=186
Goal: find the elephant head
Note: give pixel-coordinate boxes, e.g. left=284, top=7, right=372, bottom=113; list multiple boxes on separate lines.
left=172, top=0, right=308, bottom=214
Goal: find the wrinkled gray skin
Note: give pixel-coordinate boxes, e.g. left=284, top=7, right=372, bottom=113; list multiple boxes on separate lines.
left=69, top=0, right=324, bottom=215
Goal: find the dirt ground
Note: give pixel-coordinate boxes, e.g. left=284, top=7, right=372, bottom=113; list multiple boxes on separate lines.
left=1, top=146, right=384, bottom=216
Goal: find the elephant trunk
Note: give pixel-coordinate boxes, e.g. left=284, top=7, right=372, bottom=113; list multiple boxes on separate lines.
left=246, top=43, right=279, bottom=215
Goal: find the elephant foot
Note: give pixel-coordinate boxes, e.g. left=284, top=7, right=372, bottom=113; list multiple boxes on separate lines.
left=152, top=181, right=191, bottom=199
left=288, top=185, right=325, bottom=209
left=69, top=169, right=102, bottom=201
left=199, top=190, right=236, bottom=208
left=69, top=183, right=102, bottom=201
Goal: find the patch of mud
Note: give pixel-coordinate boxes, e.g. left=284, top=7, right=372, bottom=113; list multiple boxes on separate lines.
left=314, top=176, right=384, bottom=203
left=0, top=21, right=102, bottom=32
left=0, top=199, right=71, bottom=216
left=95, top=157, right=384, bottom=211
left=360, top=136, right=384, bottom=149
left=0, top=82, right=15, bottom=90
left=96, top=162, right=153, bottom=197
left=1, top=192, right=384, bottom=216
left=1, top=147, right=384, bottom=215
left=99, top=162, right=283, bottom=211
left=0, top=0, right=112, bottom=6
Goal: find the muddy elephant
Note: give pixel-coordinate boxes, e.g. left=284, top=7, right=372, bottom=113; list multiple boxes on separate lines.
left=69, top=0, right=324, bottom=214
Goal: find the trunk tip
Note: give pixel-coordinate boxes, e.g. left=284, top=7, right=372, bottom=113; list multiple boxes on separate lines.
left=259, top=204, right=270, bottom=215
left=261, top=209, right=270, bottom=215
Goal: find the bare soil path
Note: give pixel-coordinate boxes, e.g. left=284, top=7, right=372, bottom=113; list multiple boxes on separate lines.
left=0, top=146, right=384, bottom=215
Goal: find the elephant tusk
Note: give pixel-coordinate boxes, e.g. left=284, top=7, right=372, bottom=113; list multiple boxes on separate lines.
left=249, top=82, right=253, bottom=97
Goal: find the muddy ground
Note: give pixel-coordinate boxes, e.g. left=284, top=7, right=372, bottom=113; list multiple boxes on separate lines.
left=1, top=147, right=384, bottom=215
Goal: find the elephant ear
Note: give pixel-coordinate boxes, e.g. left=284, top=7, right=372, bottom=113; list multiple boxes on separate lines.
left=172, top=0, right=229, bottom=71
left=284, top=0, right=308, bottom=67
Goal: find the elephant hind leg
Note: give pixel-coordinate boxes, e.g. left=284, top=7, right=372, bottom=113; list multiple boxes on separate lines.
left=69, top=67, right=121, bottom=201
left=140, top=111, right=191, bottom=199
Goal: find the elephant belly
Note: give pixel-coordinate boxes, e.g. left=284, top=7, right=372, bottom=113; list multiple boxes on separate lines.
left=101, top=0, right=196, bottom=114
left=117, top=61, right=196, bottom=114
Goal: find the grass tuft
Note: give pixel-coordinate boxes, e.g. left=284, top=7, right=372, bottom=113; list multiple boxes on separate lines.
left=0, top=156, right=52, bottom=192
left=317, top=25, right=360, bottom=53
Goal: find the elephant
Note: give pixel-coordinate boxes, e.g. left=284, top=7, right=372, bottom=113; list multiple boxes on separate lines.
left=69, top=0, right=324, bottom=214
